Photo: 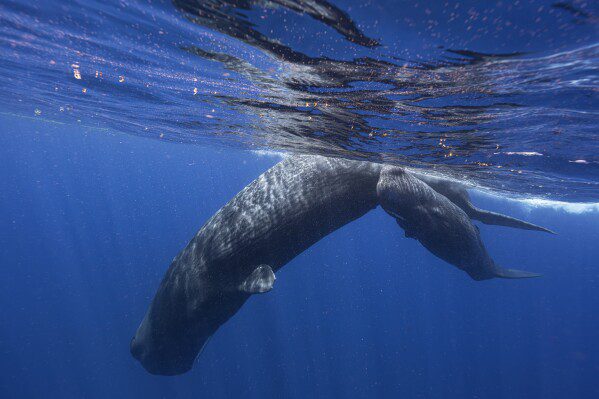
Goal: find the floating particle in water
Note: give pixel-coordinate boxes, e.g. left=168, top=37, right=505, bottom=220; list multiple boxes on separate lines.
left=193, top=87, right=198, bottom=95
left=73, top=69, right=81, bottom=80
left=82, top=88, right=87, bottom=93
left=34, top=108, right=41, bottom=116
left=119, top=76, right=125, bottom=83
left=159, top=133, right=164, bottom=138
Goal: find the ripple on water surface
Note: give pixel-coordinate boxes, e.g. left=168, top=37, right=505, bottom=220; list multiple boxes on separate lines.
left=0, top=0, right=597, bottom=201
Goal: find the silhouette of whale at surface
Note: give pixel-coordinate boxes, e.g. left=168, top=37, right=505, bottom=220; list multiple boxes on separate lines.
left=131, top=155, right=552, bottom=375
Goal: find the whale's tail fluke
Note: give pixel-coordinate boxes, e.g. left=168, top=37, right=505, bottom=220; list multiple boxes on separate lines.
left=468, top=206, right=556, bottom=234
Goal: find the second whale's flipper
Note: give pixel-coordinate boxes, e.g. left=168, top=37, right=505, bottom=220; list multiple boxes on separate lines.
left=467, top=207, right=556, bottom=234
left=491, top=265, right=542, bottom=279
left=411, top=172, right=555, bottom=234
left=239, top=265, right=276, bottom=294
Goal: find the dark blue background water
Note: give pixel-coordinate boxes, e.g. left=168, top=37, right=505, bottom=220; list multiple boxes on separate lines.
left=1, top=114, right=598, bottom=398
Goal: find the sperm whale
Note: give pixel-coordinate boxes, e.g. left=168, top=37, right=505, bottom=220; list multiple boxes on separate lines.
left=131, top=155, right=550, bottom=375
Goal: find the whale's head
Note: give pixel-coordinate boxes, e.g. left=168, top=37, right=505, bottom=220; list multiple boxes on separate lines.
left=130, top=298, right=209, bottom=376
left=130, top=267, right=250, bottom=375
left=130, top=269, right=218, bottom=376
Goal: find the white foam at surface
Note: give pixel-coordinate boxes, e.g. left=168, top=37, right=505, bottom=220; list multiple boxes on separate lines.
left=472, top=189, right=599, bottom=214
left=251, top=150, right=288, bottom=159
left=516, top=198, right=599, bottom=214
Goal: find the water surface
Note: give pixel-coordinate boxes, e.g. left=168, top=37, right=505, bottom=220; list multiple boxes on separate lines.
left=1, top=0, right=597, bottom=199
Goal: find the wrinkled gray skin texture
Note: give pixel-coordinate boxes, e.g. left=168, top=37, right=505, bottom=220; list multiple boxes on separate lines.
left=131, top=155, right=548, bottom=375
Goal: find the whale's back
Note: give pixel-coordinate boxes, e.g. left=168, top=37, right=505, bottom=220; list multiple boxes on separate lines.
left=195, top=155, right=382, bottom=276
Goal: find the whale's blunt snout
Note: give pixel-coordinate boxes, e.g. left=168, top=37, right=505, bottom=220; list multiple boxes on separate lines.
left=130, top=330, right=196, bottom=376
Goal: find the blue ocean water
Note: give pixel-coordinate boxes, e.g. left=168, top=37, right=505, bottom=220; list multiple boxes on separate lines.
left=1, top=0, right=598, bottom=398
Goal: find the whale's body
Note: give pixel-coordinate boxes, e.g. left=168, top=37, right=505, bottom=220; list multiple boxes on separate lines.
left=131, top=155, right=549, bottom=375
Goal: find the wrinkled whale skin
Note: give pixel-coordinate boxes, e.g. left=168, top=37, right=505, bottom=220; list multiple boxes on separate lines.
left=131, top=156, right=382, bottom=375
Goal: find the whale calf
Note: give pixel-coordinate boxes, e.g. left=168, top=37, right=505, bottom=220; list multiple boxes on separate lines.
left=131, top=155, right=551, bottom=375
left=377, top=166, right=542, bottom=280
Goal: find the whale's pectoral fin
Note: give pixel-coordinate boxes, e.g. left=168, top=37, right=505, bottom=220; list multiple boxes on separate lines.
left=491, top=265, right=542, bottom=279
left=469, top=207, right=556, bottom=234
left=239, top=265, right=276, bottom=294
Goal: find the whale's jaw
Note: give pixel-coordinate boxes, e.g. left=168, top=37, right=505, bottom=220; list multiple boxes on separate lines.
left=130, top=334, right=196, bottom=376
